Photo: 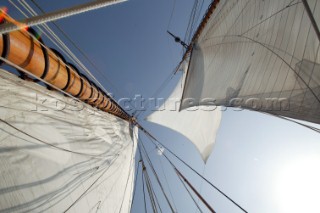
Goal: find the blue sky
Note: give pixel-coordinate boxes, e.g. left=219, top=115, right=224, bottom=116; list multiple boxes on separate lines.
left=3, top=0, right=320, bottom=212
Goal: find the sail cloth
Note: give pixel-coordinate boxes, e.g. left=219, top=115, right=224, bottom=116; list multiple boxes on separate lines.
left=0, top=70, right=136, bottom=213
left=181, top=0, right=320, bottom=124
left=146, top=67, right=222, bottom=162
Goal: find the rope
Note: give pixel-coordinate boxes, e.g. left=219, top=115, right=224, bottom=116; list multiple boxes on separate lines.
left=118, top=139, right=135, bottom=213
left=158, top=157, right=178, bottom=211
left=141, top=129, right=248, bottom=213
left=177, top=174, right=204, bottom=213
left=130, top=162, right=140, bottom=210
left=135, top=65, right=178, bottom=119
left=0, top=0, right=127, bottom=34
left=138, top=138, right=176, bottom=213
left=143, top=167, right=159, bottom=213
left=63, top=142, right=132, bottom=212
left=29, top=0, right=135, bottom=104
left=141, top=168, right=148, bottom=213
left=0, top=118, right=109, bottom=159
left=12, top=0, right=115, bottom=98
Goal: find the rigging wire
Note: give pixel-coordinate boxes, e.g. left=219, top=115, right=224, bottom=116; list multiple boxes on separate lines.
left=135, top=131, right=175, bottom=212
left=140, top=130, right=248, bottom=213
left=0, top=118, right=110, bottom=159
left=130, top=160, right=141, bottom=210
left=194, top=166, right=206, bottom=213
left=143, top=164, right=160, bottom=213
left=175, top=168, right=216, bottom=213
left=177, top=174, right=204, bottom=213
left=0, top=0, right=127, bottom=34
left=141, top=167, right=148, bottom=213
left=118, top=135, right=136, bottom=213
left=137, top=137, right=176, bottom=213
left=29, top=0, right=135, bottom=102
left=184, top=0, right=199, bottom=43
left=11, top=0, right=114, bottom=99
left=157, top=157, right=178, bottom=211
left=63, top=142, right=133, bottom=212
left=264, top=112, right=320, bottom=134
left=167, top=0, right=176, bottom=30
left=138, top=132, right=207, bottom=213
left=135, top=64, right=179, bottom=119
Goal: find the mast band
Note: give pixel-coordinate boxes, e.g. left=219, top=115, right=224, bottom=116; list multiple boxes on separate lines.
left=40, top=46, right=49, bottom=79
left=0, top=33, right=10, bottom=66
left=61, top=65, right=71, bottom=91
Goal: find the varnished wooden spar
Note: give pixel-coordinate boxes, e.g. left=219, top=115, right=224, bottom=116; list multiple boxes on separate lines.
left=0, top=28, right=130, bottom=120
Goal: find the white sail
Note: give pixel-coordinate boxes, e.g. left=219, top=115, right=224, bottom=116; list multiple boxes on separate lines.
left=146, top=66, right=221, bottom=162
left=0, top=70, right=136, bottom=212
left=181, top=0, right=320, bottom=124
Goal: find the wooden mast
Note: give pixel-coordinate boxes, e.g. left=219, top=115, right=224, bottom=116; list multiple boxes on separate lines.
left=0, top=26, right=130, bottom=120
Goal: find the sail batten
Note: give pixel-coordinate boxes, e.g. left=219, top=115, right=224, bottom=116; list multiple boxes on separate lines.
left=182, top=0, right=320, bottom=124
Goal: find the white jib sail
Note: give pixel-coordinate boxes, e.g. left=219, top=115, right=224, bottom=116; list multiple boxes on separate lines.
left=146, top=64, right=222, bottom=162
left=0, top=70, right=136, bottom=213
left=181, top=0, right=320, bottom=124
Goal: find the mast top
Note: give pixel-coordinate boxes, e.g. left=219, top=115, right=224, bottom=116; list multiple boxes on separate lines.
left=167, top=31, right=188, bottom=49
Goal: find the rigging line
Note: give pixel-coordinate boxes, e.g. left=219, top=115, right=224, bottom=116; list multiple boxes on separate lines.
left=135, top=65, right=178, bottom=119
left=136, top=135, right=149, bottom=213
left=194, top=0, right=205, bottom=33
left=301, top=0, right=320, bottom=42
left=118, top=134, right=136, bottom=213
left=142, top=167, right=148, bottom=213
left=239, top=34, right=320, bottom=105
left=167, top=0, right=176, bottom=29
left=140, top=131, right=205, bottom=213
left=137, top=138, right=176, bottom=213
left=262, top=112, right=320, bottom=134
left=144, top=174, right=157, bottom=213
left=240, top=0, right=301, bottom=36
left=157, top=157, right=178, bottom=211
left=189, top=0, right=203, bottom=43
left=16, top=0, right=114, bottom=99
left=130, top=162, right=141, bottom=210
left=63, top=142, right=133, bottom=212
left=135, top=132, right=175, bottom=212
left=140, top=130, right=248, bottom=213
left=185, top=0, right=199, bottom=42
left=29, top=0, right=134, bottom=101
left=0, top=0, right=127, bottom=34
left=0, top=118, right=109, bottom=159
left=9, top=0, right=90, bottom=81
left=194, top=165, right=206, bottom=213
left=141, top=135, right=202, bottom=213
left=142, top=166, right=162, bottom=212
left=142, top=134, right=210, bottom=213
left=177, top=174, right=204, bottom=213
left=175, top=168, right=216, bottom=213
left=0, top=56, right=113, bottom=121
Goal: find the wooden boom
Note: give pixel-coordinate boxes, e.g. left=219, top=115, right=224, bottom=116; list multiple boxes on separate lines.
left=0, top=28, right=130, bottom=120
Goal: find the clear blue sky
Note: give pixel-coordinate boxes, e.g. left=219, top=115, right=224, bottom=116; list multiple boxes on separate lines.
left=4, top=0, right=320, bottom=212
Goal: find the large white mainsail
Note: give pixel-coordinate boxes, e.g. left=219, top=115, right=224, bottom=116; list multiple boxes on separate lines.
left=181, top=0, right=320, bottom=124
left=146, top=64, right=221, bottom=162
left=0, top=70, right=136, bottom=212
